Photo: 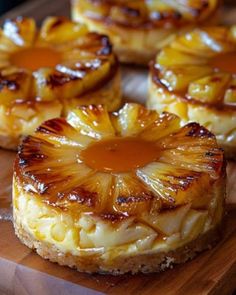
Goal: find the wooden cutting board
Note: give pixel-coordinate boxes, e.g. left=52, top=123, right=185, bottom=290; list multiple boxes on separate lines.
left=0, top=1, right=236, bottom=294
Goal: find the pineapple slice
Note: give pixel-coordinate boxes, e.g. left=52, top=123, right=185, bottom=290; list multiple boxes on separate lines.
left=13, top=103, right=225, bottom=274
left=149, top=25, right=236, bottom=158
left=0, top=16, right=121, bottom=150
left=157, top=48, right=207, bottom=68
left=158, top=65, right=213, bottom=92
left=188, top=73, right=231, bottom=103
left=72, top=0, right=220, bottom=65
left=171, top=27, right=236, bottom=57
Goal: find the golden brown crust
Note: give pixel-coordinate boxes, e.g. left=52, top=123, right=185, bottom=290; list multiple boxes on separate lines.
left=14, top=212, right=222, bottom=274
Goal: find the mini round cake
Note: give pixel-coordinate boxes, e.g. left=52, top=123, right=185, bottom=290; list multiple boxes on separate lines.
left=148, top=26, right=236, bottom=159
left=72, top=0, right=220, bottom=65
left=0, top=16, right=121, bottom=150
left=13, top=103, right=225, bottom=274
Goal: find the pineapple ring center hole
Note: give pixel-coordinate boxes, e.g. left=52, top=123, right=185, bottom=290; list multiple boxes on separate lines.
left=209, top=51, right=236, bottom=74
left=80, top=137, right=161, bottom=173
left=10, top=47, right=62, bottom=71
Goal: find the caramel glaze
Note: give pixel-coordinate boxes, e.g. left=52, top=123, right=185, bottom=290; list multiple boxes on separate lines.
left=80, top=137, right=161, bottom=173
left=150, top=62, right=236, bottom=112
left=78, top=0, right=219, bottom=29
left=10, top=47, right=62, bottom=72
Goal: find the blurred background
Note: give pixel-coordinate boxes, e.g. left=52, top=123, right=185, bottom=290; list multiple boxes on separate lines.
left=0, top=0, right=235, bottom=16
left=0, top=0, right=27, bottom=15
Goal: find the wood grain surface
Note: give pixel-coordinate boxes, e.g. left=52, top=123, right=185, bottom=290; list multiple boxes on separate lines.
left=0, top=206, right=235, bottom=295
left=0, top=0, right=235, bottom=294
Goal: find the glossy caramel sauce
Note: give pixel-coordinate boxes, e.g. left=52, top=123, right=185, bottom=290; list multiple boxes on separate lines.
left=209, top=52, right=236, bottom=74
left=81, top=137, right=160, bottom=173
left=10, top=47, right=62, bottom=71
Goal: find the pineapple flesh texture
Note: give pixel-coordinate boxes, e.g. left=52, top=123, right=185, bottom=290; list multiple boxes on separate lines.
left=73, top=0, right=219, bottom=25
left=149, top=26, right=236, bottom=157
left=13, top=103, right=225, bottom=263
left=0, top=16, right=120, bottom=149
left=72, top=0, right=219, bottom=65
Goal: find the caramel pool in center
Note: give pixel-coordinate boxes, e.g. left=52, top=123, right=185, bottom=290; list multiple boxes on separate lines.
left=81, top=137, right=160, bottom=173
left=209, top=51, right=236, bottom=74
left=10, top=47, right=62, bottom=71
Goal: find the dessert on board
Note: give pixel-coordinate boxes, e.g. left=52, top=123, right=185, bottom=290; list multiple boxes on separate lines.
left=148, top=25, right=236, bottom=159
left=0, top=16, right=121, bottom=150
left=72, top=0, right=220, bottom=65
left=13, top=103, right=225, bottom=274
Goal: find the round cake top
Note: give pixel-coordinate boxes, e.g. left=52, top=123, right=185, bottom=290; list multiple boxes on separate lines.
left=76, top=0, right=219, bottom=28
left=15, top=103, right=225, bottom=218
left=153, top=26, right=236, bottom=109
left=0, top=16, right=115, bottom=105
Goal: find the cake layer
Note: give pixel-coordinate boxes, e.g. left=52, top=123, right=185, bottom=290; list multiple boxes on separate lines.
left=13, top=103, right=226, bottom=274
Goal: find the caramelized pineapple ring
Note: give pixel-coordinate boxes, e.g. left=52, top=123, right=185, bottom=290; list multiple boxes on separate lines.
left=0, top=17, right=121, bottom=149
left=149, top=26, right=236, bottom=158
left=13, top=103, right=225, bottom=274
left=72, top=0, right=220, bottom=65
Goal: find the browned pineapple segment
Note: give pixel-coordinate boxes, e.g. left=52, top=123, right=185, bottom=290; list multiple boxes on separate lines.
left=15, top=103, right=224, bottom=215
left=155, top=26, right=236, bottom=100
left=72, top=0, right=219, bottom=65
left=149, top=26, right=236, bottom=158
left=13, top=103, right=225, bottom=274
left=73, top=0, right=219, bottom=26
left=0, top=16, right=121, bottom=149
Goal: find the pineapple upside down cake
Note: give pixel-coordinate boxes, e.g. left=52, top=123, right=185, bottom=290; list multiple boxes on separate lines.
left=13, top=103, right=226, bottom=274
left=148, top=26, right=236, bottom=159
left=72, top=0, right=220, bottom=65
left=0, top=16, right=121, bottom=150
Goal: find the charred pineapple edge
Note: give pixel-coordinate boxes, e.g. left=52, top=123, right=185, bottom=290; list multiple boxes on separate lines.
left=0, top=66, right=121, bottom=151
left=13, top=174, right=225, bottom=274
left=148, top=65, right=236, bottom=159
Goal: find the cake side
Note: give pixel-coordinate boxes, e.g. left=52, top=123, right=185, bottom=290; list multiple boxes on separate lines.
left=13, top=103, right=226, bottom=274
left=148, top=26, right=236, bottom=158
